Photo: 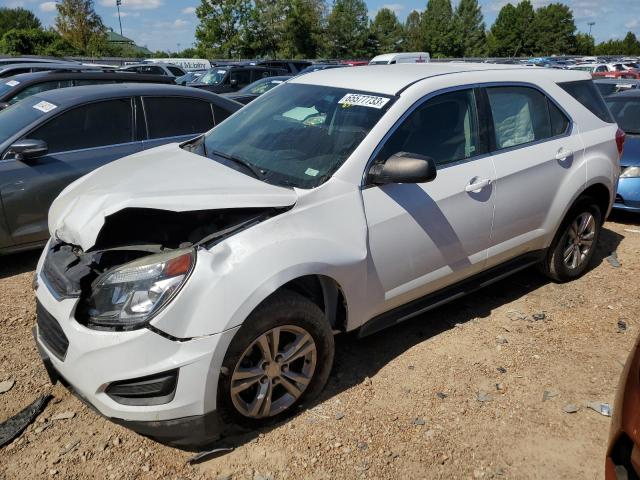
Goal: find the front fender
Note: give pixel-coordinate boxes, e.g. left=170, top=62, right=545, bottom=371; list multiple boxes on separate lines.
left=150, top=181, right=370, bottom=338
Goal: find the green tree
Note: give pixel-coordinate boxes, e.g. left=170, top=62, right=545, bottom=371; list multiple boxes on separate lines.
left=247, top=0, right=287, bottom=57
left=452, top=0, right=485, bottom=57
left=530, top=3, right=576, bottom=55
left=195, top=0, right=253, bottom=58
left=421, top=0, right=454, bottom=58
left=405, top=10, right=424, bottom=51
left=370, top=8, right=404, bottom=54
left=0, top=28, right=78, bottom=56
left=574, top=33, right=595, bottom=55
left=54, top=0, right=106, bottom=54
left=324, top=0, right=370, bottom=58
left=595, top=39, right=623, bottom=56
left=621, top=32, right=640, bottom=55
left=281, top=0, right=325, bottom=58
left=487, top=1, right=535, bottom=57
left=0, top=7, right=41, bottom=39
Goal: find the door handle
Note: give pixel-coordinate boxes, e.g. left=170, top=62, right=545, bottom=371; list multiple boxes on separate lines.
left=555, top=148, right=574, bottom=161
left=465, top=178, right=492, bottom=193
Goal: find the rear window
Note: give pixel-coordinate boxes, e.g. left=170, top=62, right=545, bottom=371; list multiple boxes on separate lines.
left=606, top=97, right=640, bottom=135
left=559, top=80, right=614, bottom=123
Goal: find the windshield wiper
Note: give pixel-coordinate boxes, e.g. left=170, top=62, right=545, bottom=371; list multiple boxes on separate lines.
left=210, top=149, right=265, bottom=180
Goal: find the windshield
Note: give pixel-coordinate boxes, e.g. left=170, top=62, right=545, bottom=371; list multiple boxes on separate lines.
left=240, top=77, right=285, bottom=95
left=607, top=98, right=640, bottom=134
left=203, top=83, right=394, bottom=188
left=0, top=96, right=48, bottom=144
left=0, top=79, right=17, bottom=97
left=199, top=68, right=228, bottom=85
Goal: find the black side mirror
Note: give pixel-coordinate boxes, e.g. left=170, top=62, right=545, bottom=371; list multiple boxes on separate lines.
left=9, top=139, right=48, bottom=161
left=0, top=102, right=10, bottom=111
left=368, top=152, right=437, bottom=185
left=230, top=79, right=238, bottom=88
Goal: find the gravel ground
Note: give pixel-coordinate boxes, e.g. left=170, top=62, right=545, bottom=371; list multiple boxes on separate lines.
left=1, top=212, right=639, bottom=480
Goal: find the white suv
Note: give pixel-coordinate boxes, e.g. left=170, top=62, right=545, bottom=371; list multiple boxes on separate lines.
left=33, top=64, right=622, bottom=447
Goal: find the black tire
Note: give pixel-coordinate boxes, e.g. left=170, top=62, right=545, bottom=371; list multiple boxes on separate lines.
left=217, top=290, right=334, bottom=430
left=539, top=196, right=602, bottom=282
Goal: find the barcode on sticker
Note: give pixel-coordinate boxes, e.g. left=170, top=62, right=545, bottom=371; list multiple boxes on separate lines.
left=338, top=93, right=390, bottom=109
left=33, top=101, right=57, bottom=113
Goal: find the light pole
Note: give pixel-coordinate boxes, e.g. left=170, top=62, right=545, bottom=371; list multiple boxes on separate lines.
left=116, top=0, right=123, bottom=36
left=588, top=21, right=595, bottom=37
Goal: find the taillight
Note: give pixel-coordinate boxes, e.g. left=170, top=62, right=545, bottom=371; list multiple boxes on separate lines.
left=616, top=128, right=626, bottom=157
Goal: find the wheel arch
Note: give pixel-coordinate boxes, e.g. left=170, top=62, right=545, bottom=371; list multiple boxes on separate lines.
left=255, top=274, right=348, bottom=333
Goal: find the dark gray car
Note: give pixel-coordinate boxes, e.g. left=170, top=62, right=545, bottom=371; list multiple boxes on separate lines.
left=0, top=83, right=242, bottom=254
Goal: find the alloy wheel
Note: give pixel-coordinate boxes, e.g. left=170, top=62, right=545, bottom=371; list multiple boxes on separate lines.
left=230, top=325, right=317, bottom=419
left=562, top=212, right=596, bottom=270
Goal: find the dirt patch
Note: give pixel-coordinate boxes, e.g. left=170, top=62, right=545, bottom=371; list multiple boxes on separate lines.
left=1, top=212, right=638, bottom=479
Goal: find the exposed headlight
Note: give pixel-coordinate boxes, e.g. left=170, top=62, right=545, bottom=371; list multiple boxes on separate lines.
left=84, top=248, right=195, bottom=329
left=621, top=166, right=640, bottom=178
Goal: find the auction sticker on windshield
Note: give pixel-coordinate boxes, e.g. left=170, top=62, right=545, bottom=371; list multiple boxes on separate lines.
left=5, top=80, right=19, bottom=87
left=33, top=101, right=57, bottom=113
left=338, top=93, right=390, bottom=109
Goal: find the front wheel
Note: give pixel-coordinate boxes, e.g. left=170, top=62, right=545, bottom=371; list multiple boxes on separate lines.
left=217, top=291, right=334, bottom=429
left=539, top=196, right=602, bottom=282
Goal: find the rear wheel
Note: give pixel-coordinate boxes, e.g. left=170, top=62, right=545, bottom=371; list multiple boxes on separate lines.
left=539, top=196, right=602, bottom=282
left=217, top=291, right=334, bottom=429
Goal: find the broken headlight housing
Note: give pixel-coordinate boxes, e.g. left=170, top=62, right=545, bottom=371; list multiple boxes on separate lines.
left=84, top=248, right=195, bottom=329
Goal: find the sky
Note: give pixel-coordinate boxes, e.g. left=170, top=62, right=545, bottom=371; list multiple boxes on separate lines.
left=2, top=0, right=640, bottom=53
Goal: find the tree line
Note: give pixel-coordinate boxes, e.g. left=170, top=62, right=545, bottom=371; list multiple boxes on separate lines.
left=0, top=1, right=149, bottom=58
left=1, top=0, right=639, bottom=59
left=194, top=0, right=640, bottom=59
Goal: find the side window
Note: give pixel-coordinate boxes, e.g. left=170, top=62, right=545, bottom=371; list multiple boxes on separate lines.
left=230, top=69, right=251, bottom=87
left=167, top=66, right=185, bottom=77
left=250, top=69, right=267, bottom=83
left=548, top=99, right=570, bottom=136
left=29, top=99, right=133, bottom=153
left=486, top=86, right=551, bottom=149
left=378, top=89, right=482, bottom=166
left=596, top=66, right=607, bottom=73
left=213, top=104, right=232, bottom=124
left=143, top=97, right=214, bottom=138
left=559, top=80, right=614, bottom=123
left=9, top=81, right=73, bottom=104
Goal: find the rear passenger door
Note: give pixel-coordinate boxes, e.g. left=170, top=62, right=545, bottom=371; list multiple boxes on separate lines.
left=485, top=85, right=585, bottom=266
left=140, top=96, right=216, bottom=149
left=1, top=98, right=141, bottom=246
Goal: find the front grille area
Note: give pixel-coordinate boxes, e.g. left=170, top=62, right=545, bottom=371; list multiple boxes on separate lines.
left=36, top=301, right=69, bottom=361
left=41, top=243, right=83, bottom=299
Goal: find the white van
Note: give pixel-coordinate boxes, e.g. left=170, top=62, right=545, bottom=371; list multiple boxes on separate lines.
left=369, top=52, right=430, bottom=65
left=144, top=58, right=212, bottom=72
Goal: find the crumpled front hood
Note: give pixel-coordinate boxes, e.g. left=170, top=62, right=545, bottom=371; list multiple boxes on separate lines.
left=49, top=143, right=298, bottom=250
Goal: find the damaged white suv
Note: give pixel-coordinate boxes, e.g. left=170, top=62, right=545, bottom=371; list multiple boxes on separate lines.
left=33, top=64, right=622, bottom=447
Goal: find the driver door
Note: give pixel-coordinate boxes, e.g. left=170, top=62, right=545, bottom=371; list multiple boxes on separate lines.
left=362, top=88, right=497, bottom=314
